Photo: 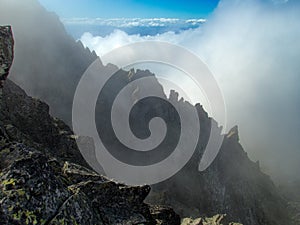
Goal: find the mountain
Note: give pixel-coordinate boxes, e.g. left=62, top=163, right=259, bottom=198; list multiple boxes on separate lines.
left=94, top=67, right=291, bottom=224
left=0, top=26, right=242, bottom=225
left=0, top=26, right=13, bottom=87
left=0, top=29, right=181, bottom=224
left=0, top=80, right=181, bottom=225
left=0, top=1, right=297, bottom=224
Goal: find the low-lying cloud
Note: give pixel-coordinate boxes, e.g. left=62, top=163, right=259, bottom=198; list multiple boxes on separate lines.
left=62, top=17, right=206, bottom=28
left=80, top=28, right=202, bottom=57
left=63, top=17, right=205, bottom=39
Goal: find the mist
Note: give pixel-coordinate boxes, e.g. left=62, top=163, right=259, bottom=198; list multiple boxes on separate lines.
left=1, top=0, right=300, bottom=224
left=0, top=0, right=299, bottom=184
left=200, top=0, right=300, bottom=183
left=0, top=0, right=98, bottom=125
left=80, top=0, right=300, bottom=183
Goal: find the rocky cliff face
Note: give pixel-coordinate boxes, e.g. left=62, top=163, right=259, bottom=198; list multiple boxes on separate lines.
left=94, top=68, right=291, bottom=225
left=0, top=26, right=13, bottom=87
left=0, top=26, right=182, bottom=225
left=148, top=120, right=290, bottom=225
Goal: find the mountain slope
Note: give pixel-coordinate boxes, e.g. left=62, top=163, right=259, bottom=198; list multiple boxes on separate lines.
left=0, top=25, right=243, bottom=225
left=0, top=29, right=180, bottom=223
left=0, top=1, right=294, bottom=224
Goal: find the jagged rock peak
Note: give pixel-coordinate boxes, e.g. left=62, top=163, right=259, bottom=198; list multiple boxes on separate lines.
left=169, top=89, right=180, bottom=102
left=226, top=125, right=239, bottom=141
left=0, top=25, right=14, bottom=87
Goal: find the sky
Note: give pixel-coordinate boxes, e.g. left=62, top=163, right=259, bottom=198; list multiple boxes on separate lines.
left=38, top=0, right=220, bottom=18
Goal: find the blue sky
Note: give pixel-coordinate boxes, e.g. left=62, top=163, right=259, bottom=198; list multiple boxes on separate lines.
left=38, top=0, right=220, bottom=18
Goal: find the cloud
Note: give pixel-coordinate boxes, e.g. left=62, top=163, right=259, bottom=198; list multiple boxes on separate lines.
left=197, top=0, right=300, bottom=181
left=80, top=28, right=201, bottom=56
left=64, top=17, right=205, bottom=39
left=80, top=0, right=300, bottom=183
left=62, top=17, right=206, bottom=28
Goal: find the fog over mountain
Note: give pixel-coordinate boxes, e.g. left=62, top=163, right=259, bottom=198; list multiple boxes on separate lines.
left=79, top=0, right=300, bottom=183
left=0, top=0, right=299, bottom=185
left=1, top=0, right=300, bottom=224
left=0, top=0, right=98, bottom=126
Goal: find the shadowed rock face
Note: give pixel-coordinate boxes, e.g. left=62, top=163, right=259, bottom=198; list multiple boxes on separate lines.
left=0, top=26, right=13, bottom=87
left=0, top=80, right=180, bottom=224
left=0, top=22, right=242, bottom=225
left=0, top=25, right=181, bottom=224
left=91, top=64, right=291, bottom=224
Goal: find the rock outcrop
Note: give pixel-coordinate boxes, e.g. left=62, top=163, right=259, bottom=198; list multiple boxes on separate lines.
left=0, top=26, right=13, bottom=87
left=181, top=214, right=242, bottom=225
left=0, top=138, right=179, bottom=224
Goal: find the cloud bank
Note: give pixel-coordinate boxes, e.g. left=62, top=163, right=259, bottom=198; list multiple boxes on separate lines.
left=63, top=17, right=205, bottom=39
left=62, top=18, right=206, bottom=27
left=80, top=0, right=300, bottom=182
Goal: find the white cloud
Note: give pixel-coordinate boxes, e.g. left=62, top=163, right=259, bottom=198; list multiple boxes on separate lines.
left=62, top=17, right=205, bottom=28
left=80, top=0, right=300, bottom=182
left=80, top=28, right=200, bottom=56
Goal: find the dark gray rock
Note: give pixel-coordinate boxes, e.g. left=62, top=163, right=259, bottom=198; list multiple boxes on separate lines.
left=0, top=25, right=13, bottom=87
left=0, top=79, right=181, bottom=225
left=93, top=65, right=291, bottom=224
left=150, top=205, right=181, bottom=225
left=147, top=118, right=291, bottom=225
left=1, top=79, right=89, bottom=168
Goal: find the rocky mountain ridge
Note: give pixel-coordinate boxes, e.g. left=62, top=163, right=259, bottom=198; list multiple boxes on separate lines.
left=0, top=28, right=175, bottom=224
left=0, top=25, right=243, bottom=224
left=0, top=1, right=298, bottom=224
